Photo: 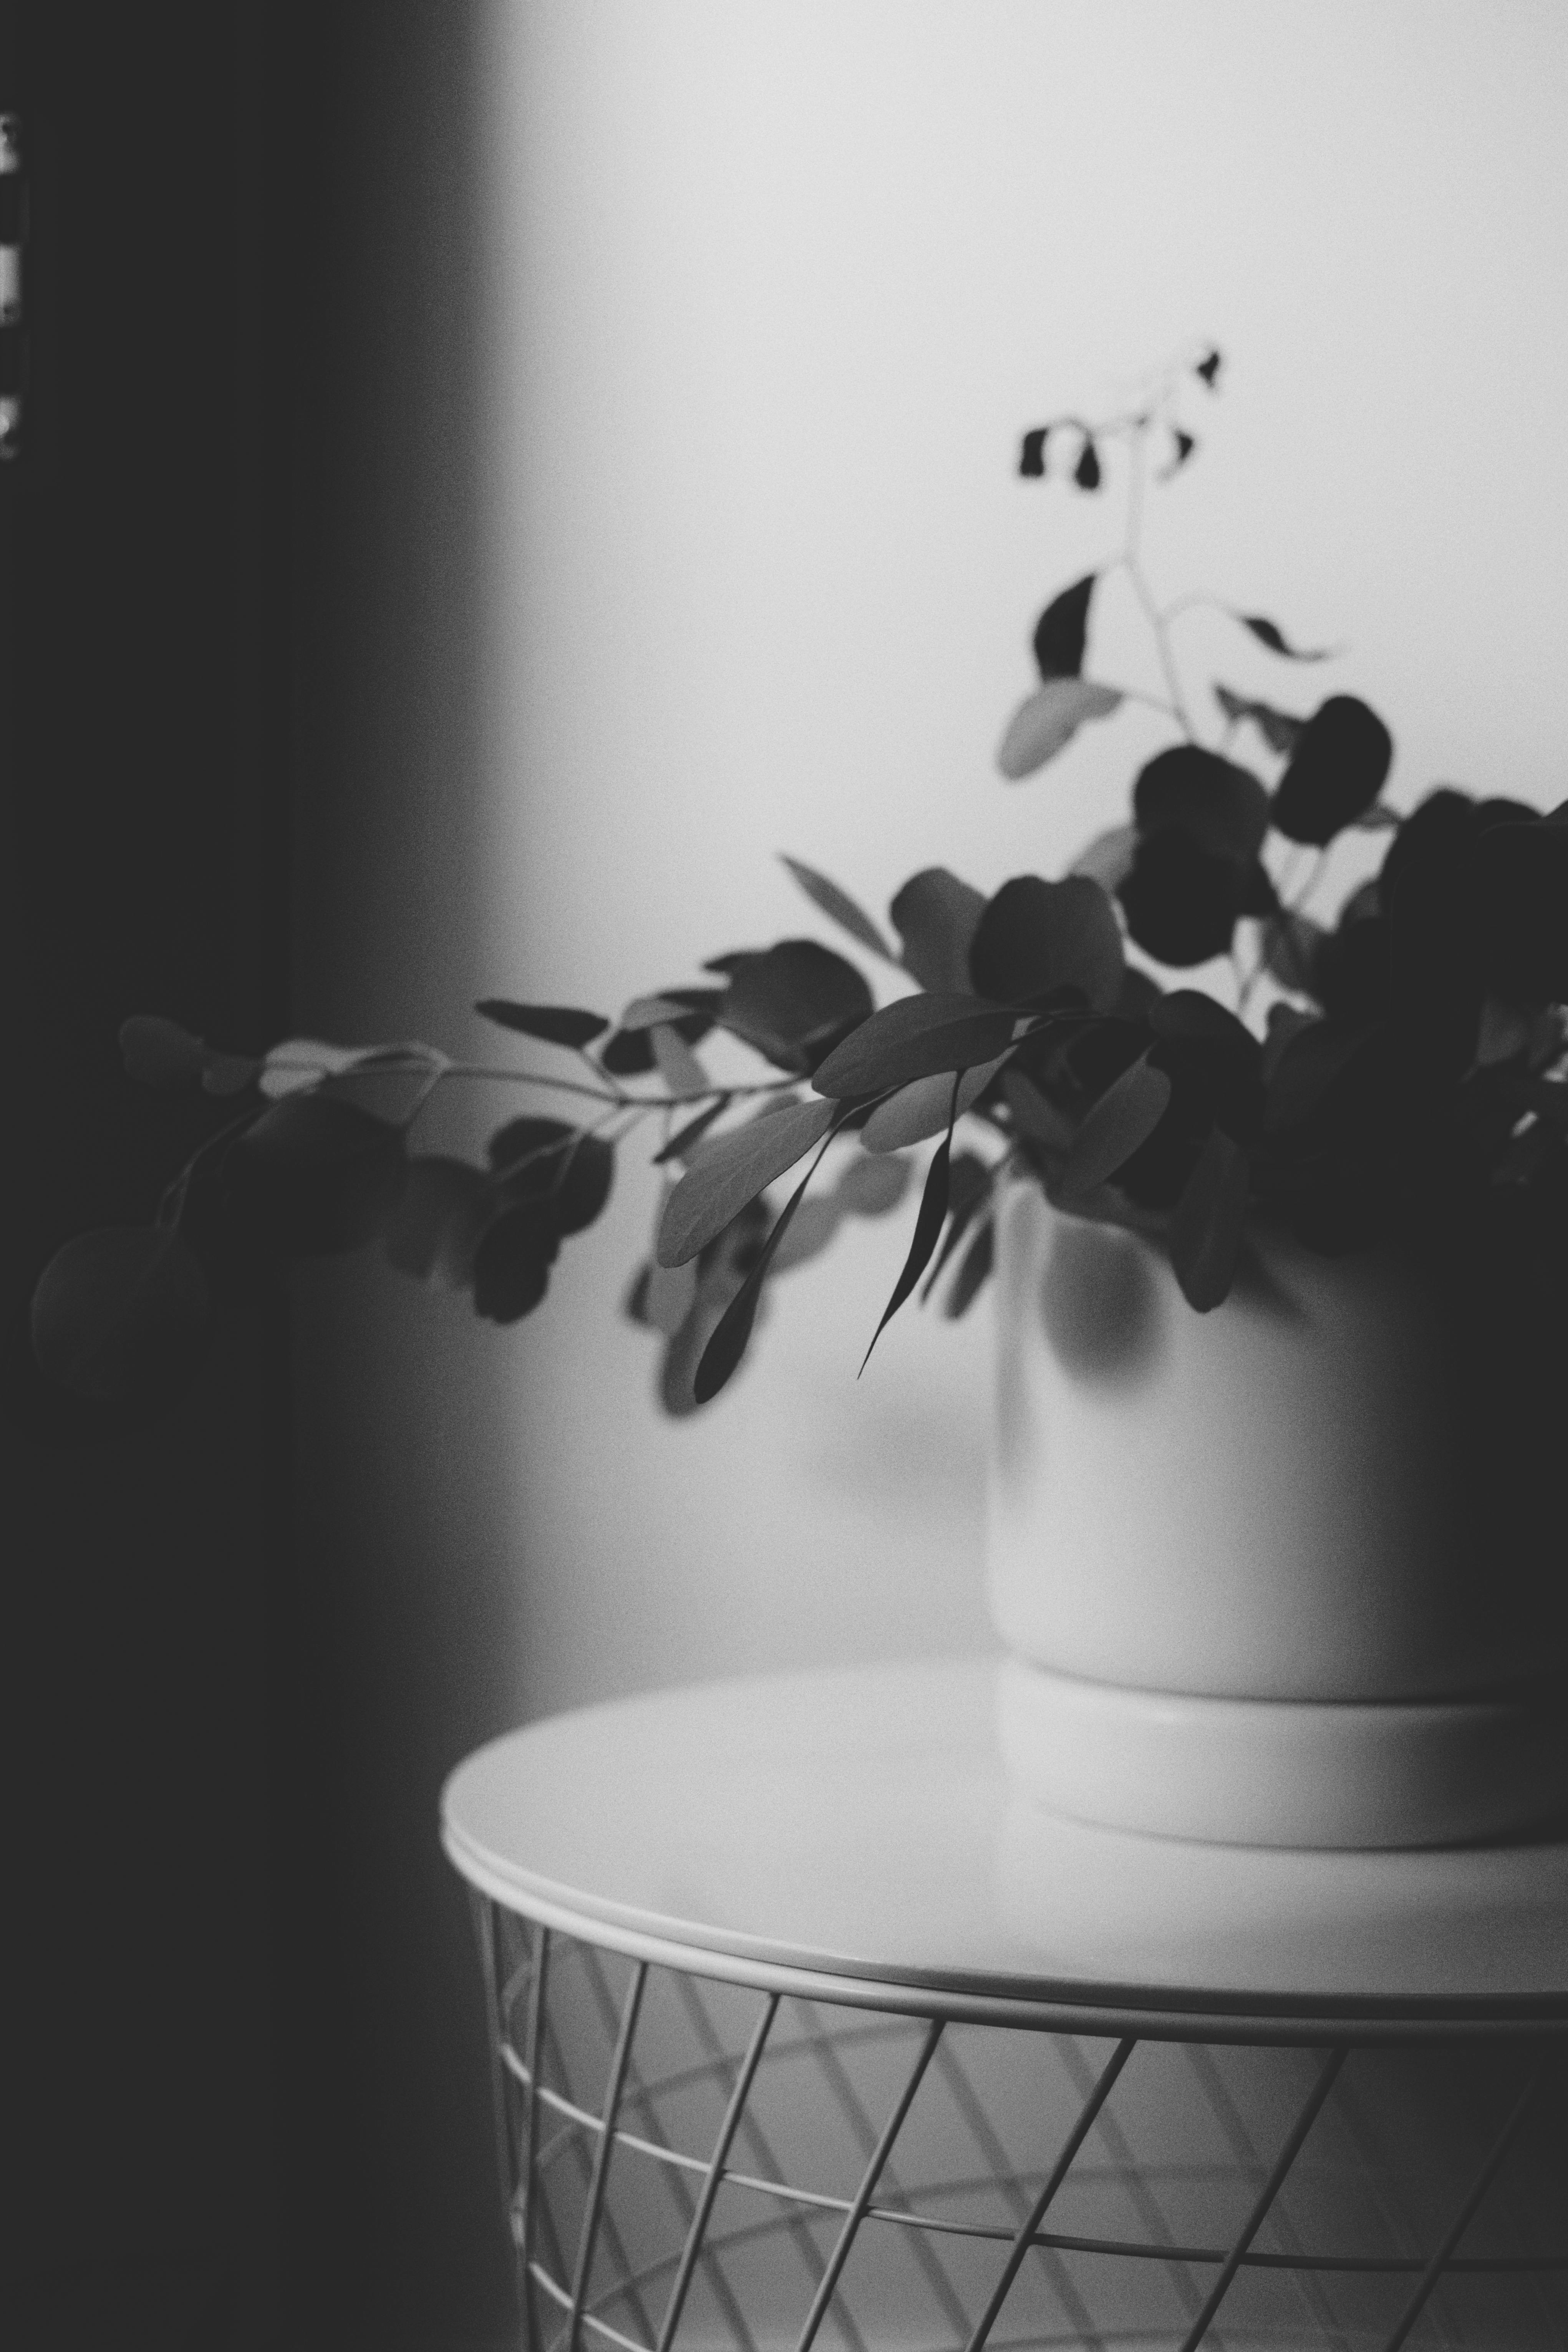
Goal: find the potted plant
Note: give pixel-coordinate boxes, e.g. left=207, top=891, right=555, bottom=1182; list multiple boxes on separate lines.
left=31, top=350, right=1568, bottom=1846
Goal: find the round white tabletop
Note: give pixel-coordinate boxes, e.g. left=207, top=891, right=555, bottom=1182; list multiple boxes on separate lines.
left=441, top=1658, right=1568, bottom=2042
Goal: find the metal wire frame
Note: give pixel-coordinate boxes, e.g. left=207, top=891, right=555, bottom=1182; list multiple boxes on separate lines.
left=468, top=1896, right=1568, bottom=2352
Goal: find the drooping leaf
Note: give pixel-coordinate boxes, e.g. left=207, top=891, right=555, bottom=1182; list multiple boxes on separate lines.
left=1132, top=744, right=1270, bottom=862
left=888, top=868, right=988, bottom=993
left=1118, top=831, right=1248, bottom=967
left=1169, top=1127, right=1250, bottom=1310
left=474, top=999, right=609, bottom=1048
left=1073, top=436, right=1102, bottom=490
left=996, top=678, right=1123, bottom=780
left=488, top=1120, right=615, bottom=1236
left=716, top=940, right=875, bottom=1072
left=1059, top=1053, right=1172, bottom=1197
left=31, top=1225, right=210, bottom=1404
left=918, top=1150, right=992, bottom=1300
left=472, top=1204, right=558, bottom=1324
left=834, top=1153, right=913, bottom=1218
left=691, top=1149, right=831, bottom=1404
left=969, top=874, right=1125, bottom=1013
left=652, top=1097, right=730, bottom=1165
left=1237, top=613, right=1333, bottom=660
left=1271, top=696, right=1394, bottom=847
left=1033, top=573, right=1097, bottom=680
left=1018, top=425, right=1050, bottom=477
left=383, top=1157, right=490, bottom=1287
left=1071, top=824, right=1138, bottom=892
left=943, top=1216, right=995, bottom=1319
left=859, top=1113, right=956, bottom=1371
left=650, top=1023, right=711, bottom=1098
left=118, top=1015, right=206, bottom=1088
left=229, top=1094, right=406, bottom=1255
left=779, top=855, right=897, bottom=961
left=811, top=993, right=1016, bottom=1100
left=859, top=1054, right=1008, bottom=1152
left=657, top=1096, right=837, bottom=1266
left=1213, top=685, right=1304, bottom=756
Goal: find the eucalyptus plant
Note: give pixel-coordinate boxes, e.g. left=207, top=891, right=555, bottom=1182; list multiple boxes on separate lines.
left=31, top=348, right=1568, bottom=1419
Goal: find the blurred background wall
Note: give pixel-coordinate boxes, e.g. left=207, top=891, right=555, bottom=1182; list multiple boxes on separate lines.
left=8, top=4, right=1568, bottom=2348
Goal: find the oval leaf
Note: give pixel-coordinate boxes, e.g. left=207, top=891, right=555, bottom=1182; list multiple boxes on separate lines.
left=1271, top=696, right=1394, bottom=847
left=119, top=1014, right=205, bottom=1089
left=779, top=855, right=897, bottom=961
left=888, top=868, right=987, bottom=994
left=859, top=1054, right=1008, bottom=1152
left=811, top=993, right=1016, bottom=1100
left=1059, top=1054, right=1172, bottom=1198
left=617, top=994, right=695, bottom=1031
left=31, top=1226, right=209, bottom=1403
left=1118, top=832, right=1246, bottom=967
left=997, top=678, right=1122, bottom=781
left=657, top=1096, right=837, bottom=1266
left=1033, top=573, right=1096, bottom=681
left=1170, top=1127, right=1250, bottom=1310
left=1132, top=744, right=1269, bottom=863
left=969, top=874, right=1125, bottom=1013
left=474, top=999, right=609, bottom=1048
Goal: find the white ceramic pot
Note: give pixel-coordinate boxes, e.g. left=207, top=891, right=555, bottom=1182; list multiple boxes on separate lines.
left=988, top=1182, right=1568, bottom=1847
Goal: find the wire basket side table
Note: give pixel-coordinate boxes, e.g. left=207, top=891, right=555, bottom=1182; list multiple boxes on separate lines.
left=444, top=1661, right=1568, bottom=2352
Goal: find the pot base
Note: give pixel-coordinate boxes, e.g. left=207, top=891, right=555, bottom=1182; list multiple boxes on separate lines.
left=998, top=1656, right=1568, bottom=1849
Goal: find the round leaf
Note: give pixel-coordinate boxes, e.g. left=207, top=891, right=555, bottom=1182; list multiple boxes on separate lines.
left=717, top=940, right=875, bottom=1072
left=1271, top=696, right=1394, bottom=847
left=969, top=875, right=1124, bottom=1013
left=1132, top=745, right=1269, bottom=863
left=1118, top=832, right=1246, bottom=968
left=1169, top=1127, right=1250, bottom=1310
left=888, top=869, right=987, bottom=994
left=31, top=1226, right=209, bottom=1403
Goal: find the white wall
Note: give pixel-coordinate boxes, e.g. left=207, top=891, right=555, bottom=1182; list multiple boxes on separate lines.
left=476, top=0, right=1568, bottom=1720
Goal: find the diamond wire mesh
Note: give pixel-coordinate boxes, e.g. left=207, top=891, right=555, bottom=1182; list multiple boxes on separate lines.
left=472, top=1901, right=1568, bottom=2352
